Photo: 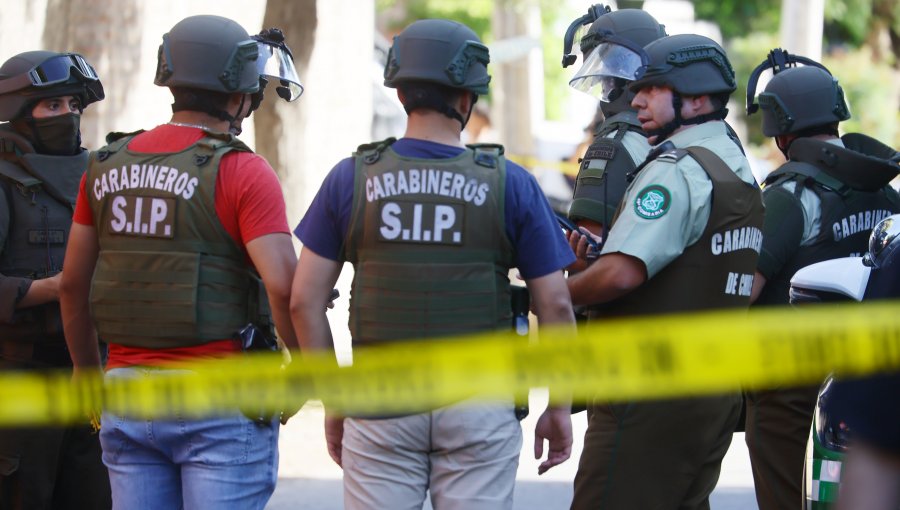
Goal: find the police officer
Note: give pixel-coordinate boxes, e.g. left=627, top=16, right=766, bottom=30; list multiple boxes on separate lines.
left=0, top=50, right=110, bottom=510
left=566, top=34, right=764, bottom=509
left=59, top=15, right=301, bottom=509
left=744, top=50, right=900, bottom=510
left=290, top=18, right=576, bottom=510
left=562, top=5, right=666, bottom=249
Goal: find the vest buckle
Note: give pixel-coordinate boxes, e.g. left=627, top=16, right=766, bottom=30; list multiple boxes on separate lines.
left=194, top=154, right=212, bottom=167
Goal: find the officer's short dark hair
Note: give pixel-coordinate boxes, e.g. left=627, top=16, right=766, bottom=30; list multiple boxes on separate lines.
left=170, top=86, right=231, bottom=113
left=397, top=81, right=466, bottom=114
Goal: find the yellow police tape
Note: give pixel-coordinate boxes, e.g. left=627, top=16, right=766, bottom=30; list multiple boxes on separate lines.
left=509, top=155, right=581, bottom=177
left=2, top=301, right=899, bottom=426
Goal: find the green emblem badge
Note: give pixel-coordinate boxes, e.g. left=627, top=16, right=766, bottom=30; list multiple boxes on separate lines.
left=634, top=184, right=671, bottom=219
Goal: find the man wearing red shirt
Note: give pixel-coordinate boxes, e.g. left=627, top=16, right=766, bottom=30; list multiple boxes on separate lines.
left=60, top=15, right=302, bottom=510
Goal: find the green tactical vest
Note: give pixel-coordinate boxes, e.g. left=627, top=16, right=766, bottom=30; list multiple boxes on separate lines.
left=0, top=126, right=85, bottom=362
left=756, top=135, right=900, bottom=306
left=568, top=110, right=648, bottom=227
left=86, top=130, right=271, bottom=349
left=344, top=139, right=515, bottom=344
left=600, top=146, right=765, bottom=317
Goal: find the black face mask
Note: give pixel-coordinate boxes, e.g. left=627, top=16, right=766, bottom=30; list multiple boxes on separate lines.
left=13, top=113, right=82, bottom=156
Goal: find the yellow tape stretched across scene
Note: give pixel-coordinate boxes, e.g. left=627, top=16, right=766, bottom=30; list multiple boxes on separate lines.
left=1, top=301, right=899, bottom=426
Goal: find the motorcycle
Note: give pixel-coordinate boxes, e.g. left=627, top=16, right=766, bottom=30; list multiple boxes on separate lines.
left=789, top=214, right=900, bottom=509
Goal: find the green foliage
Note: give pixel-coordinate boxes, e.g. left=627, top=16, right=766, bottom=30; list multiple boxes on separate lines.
left=824, top=0, right=873, bottom=45
left=691, top=0, right=780, bottom=40
left=823, top=48, right=900, bottom=146
left=377, top=0, right=492, bottom=38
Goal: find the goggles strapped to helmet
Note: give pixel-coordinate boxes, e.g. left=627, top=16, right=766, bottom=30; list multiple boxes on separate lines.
left=0, top=53, right=101, bottom=95
left=251, top=28, right=303, bottom=103
left=745, top=48, right=830, bottom=116
left=561, top=4, right=611, bottom=68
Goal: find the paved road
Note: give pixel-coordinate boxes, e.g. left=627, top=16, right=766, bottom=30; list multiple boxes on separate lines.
left=268, top=392, right=758, bottom=509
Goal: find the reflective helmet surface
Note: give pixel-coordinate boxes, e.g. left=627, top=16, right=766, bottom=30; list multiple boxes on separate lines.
left=570, top=9, right=666, bottom=101
left=759, top=65, right=850, bottom=137
left=154, top=15, right=260, bottom=94
left=628, top=34, right=736, bottom=97
left=0, top=50, right=104, bottom=120
left=383, top=19, right=490, bottom=95
left=863, top=214, right=900, bottom=269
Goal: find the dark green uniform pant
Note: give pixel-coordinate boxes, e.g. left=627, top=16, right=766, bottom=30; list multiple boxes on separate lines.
left=571, top=394, right=741, bottom=510
left=0, top=424, right=111, bottom=510
left=745, top=385, right=820, bottom=510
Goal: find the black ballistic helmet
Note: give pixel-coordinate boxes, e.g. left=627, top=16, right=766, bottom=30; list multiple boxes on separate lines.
left=154, top=15, right=260, bottom=94
left=628, top=34, right=736, bottom=97
left=0, top=50, right=105, bottom=120
left=756, top=65, right=850, bottom=137
left=383, top=19, right=491, bottom=95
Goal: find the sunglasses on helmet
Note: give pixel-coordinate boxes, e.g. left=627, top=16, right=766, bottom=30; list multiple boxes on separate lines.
left=0, top=53, right=100, bottom=95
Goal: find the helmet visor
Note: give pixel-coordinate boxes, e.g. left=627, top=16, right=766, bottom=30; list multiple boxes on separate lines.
left=255, top=41, right=303, bottom=101
left=569, top=43, right=645, bottom=101
left=0, top=53, right=99, bottom=94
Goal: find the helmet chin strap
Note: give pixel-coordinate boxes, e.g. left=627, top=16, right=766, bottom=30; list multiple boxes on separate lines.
left=644, top=93, right=729, bottom=143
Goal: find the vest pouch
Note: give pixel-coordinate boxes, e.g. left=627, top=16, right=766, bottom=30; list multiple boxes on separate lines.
left=91, top=250, right=251, bottom=348
left=351, top=259, right=511, bottom=343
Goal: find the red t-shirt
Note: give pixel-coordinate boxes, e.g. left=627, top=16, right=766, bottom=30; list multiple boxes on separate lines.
left=73, top=124, right=289, bottom=368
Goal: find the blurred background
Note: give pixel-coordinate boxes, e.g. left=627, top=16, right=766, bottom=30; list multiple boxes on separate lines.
left=2, top=0, right=897, bottom=225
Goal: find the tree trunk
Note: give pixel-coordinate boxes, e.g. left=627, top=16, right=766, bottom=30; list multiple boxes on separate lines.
left=42, top=0, right=144, bottom=149
left=255, top=0, right=317, bottom=183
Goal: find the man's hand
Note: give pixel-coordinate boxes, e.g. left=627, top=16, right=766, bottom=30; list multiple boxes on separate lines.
left=534, top=405, right=573, bottom=475
left=565, top=229, right=601, bottom=273
left=324, top=413, right=345, bottom=467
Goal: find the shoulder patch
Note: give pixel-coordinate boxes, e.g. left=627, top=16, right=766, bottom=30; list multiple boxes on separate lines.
left=634, top=184, right=671, bottom=219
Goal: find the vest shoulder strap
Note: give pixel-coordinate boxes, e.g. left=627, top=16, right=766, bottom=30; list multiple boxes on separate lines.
left=676, top=146, right=739, bottom=183
left=95, top=130, right=144, bottom=162
left=766, top=161, right=850, bottom=197
left=354, top=137, right=397, bottom=164
left=466, top=143, right=505, bottom=169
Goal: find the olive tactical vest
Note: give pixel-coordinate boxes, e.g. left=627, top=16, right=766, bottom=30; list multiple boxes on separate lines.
left=568, top=110, right=648, bottom=227
left=344, top=139, right=515, bottom=344
left=602, top=146, right=765, bottom=317
left=756, top=135, right=900, bottom=306
left=0, top=126, right=84, bottom=364
left=86, top=131, right=270, bottom=348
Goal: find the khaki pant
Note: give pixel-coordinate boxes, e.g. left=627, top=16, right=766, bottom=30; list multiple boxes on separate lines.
left=571, top=394, right=740, bottom=510
left=342, top=400, right=522, bottom=510
left=745, top=385, right=820, bottom=510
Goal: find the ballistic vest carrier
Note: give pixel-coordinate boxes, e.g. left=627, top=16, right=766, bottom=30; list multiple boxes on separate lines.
left=757, top=135, right=900, bottom=305
left=86, top=130, right=270, bottom=348
left=0, top=126, right=85, bottom=365
left=601, top=146, right=765, bottom=317
left=344, top=139, right=515, bottom=344
left=568, top=111, right=647, bottom=227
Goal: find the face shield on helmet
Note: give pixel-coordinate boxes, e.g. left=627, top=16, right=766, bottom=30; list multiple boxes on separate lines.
left=252, top=28, right=303, bottom=103
left=863, top=215, right=900, bottom=269
left=569, top=42, right=647, bottom=101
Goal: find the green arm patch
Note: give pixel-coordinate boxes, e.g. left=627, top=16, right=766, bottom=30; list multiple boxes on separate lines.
left=633, top=184, right=671, bottom=219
